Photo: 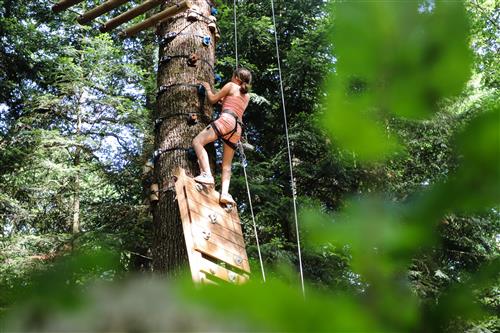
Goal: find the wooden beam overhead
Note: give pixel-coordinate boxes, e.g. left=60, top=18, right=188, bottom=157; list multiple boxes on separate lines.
left=77, top=0, right=130, bottom=25
left=52, top=0, right=85, bottom=13
left=99, top=0, right=164, bottom=33
left=119, top=0, right=192, bottom=38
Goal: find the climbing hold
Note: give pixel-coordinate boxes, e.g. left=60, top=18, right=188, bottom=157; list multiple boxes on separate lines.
left=234, top=255, right=243, bottom=266
left=195, top=183, right=204, bottom=192
left=214, top=73, right=222, bottom=84
left=202, top=35, right=211, bottom=46
left=208, top=15, right=217, bottom=33
left=198, top=84, right=206, bottom=97
left=202, top=229, right=211, bottom=240
left=187, top=113, right=198, bottom=125
left=211, top=6, right=218, bottom=16
left=187, top=147, right=197, bottom=162
left=208, top=213, right=217, bottom=224
left=187, top=5, right=200, bottom=21
left=142, top=160, right=154, bottom=177
left=159, top=55, right=172, bottom=65
left=160, top=31, right=177, bottom=46
left=150, top=183, right=159, bottom=202
left=153, top=149, right=162, bottom=161
left=224, top=204, right=233, bottom=213
left=187, top=53, right=199, bottom=67
left=228, top=271, right=237, bottom=283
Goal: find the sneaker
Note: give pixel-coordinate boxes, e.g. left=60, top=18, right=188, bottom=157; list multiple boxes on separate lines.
left=194, top=172, right=214, bottom=185
left=220, top=193, right=236, bottom=205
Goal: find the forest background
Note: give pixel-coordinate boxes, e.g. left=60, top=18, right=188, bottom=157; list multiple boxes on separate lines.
left=0, top=0, right=498, bottom=332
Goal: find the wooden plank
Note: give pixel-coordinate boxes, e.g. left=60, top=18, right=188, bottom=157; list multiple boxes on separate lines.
left=185, top=192, right=229, bottom=221
left=174, top=167, right=252, bottom=281
left=194, top=234, right=250, bottom=273
left=230, top=210, right=244, bottom=236
left=78, top=0, right=130, bottom=25
left=186, top=197, right=235, bottom=232
left=119, top=0, right=192, bottom=38
left=190, top=210, right=245, bottom=248
left=199, top=257, right=249, bottom=284
left=175, top=169, right=202, bottom=283
left=52, top=0, right=85, bottom=13
left=184, top=180, right=220, bottom=206
left=99, top=0, right=163, bottom=32
left=191, top=222, right=245, bottom=255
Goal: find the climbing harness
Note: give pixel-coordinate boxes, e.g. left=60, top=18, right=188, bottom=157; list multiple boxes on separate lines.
left=270, top=0, right=305, bottom=296
left=211, top=109, right=244, bottom=151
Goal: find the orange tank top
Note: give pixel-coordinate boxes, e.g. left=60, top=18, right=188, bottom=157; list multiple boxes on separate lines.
left=222, top=94, right=248, bottom=120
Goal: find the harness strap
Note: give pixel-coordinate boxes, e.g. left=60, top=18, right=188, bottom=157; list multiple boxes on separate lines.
left=210, top=109, right=244, bottom=150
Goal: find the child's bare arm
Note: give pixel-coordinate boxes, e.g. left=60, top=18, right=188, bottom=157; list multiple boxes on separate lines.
left=201, top=82, right=231, bottom=105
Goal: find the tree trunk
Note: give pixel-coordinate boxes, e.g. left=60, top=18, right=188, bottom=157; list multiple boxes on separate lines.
left=152, top=0, right=215, bottom=274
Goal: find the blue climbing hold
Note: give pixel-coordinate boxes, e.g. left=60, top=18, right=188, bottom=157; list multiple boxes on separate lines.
left=198, top=84, right=206, bottom=96
left=214, top=73, right=222, bottom=83
left=211, top=7, right=218, bottom=15
left=202, top=35, right=211, bottom=46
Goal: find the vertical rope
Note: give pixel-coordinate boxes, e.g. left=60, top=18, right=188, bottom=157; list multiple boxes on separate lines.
left=239, top=145, right=266, bottom=282
left=233, top=0, right=266, bottom=282
left=233, top=0, right=239, bottom=68
left=270, top=0, right=305, bottom=297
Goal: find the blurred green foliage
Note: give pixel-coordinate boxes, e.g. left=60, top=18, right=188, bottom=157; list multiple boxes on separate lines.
left=323, top=1, right=472, bottom=161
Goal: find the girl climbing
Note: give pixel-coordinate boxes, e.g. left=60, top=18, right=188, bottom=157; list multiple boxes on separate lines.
left=192, top=67, right=252, bottom=205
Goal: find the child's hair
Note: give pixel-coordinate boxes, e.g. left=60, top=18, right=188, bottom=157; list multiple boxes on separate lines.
left=234, top=68, right=252, bottom=94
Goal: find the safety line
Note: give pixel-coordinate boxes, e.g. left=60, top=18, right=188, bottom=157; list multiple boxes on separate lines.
left=233, top=0, right=239, bottom=68
left=270, top=0, right=305, bottom=297
left=238, top=143, right=266, bottom=282
left=233, top=0, right=266, bottom=282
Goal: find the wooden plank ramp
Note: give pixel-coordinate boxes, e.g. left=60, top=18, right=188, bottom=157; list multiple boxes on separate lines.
left=174, top=167, right=250, bottom=285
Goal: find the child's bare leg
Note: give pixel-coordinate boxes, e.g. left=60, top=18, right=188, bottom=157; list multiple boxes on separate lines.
left=192, top=126, right=218, bottom=175
left=220, top=142, right=235, bottom=195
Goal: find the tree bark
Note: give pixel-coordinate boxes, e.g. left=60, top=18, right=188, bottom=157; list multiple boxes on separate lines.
left=152, top=0, right=215, bottom=274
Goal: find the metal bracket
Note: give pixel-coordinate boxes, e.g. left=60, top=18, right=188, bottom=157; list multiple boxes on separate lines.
left=208, top=213, right=217, bottom=224
left=224, top=204, right=233, bottom=213
left=202, top=229, right=211, bottom=240
left=195, top=183, right=204, bottom=192
left=234, top=255, right=243, bottom=266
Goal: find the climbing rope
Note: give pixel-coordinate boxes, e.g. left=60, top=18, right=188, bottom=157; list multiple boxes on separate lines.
left=237, top=143, right=266, bottom=282
left=232, top=0, right=266, bottom=282
left=233, top=0, right=239, bottom=68
left=270, top=0, right=305, bottom=296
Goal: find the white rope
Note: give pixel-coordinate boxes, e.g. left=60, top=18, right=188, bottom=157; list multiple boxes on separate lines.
left=270, top=0, right=305, bottom=297
left=233, top=0, right=266, bottom=282
left=238, top=144, right=266, bottom=282
left=233, top=0, right=239, bottom=68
